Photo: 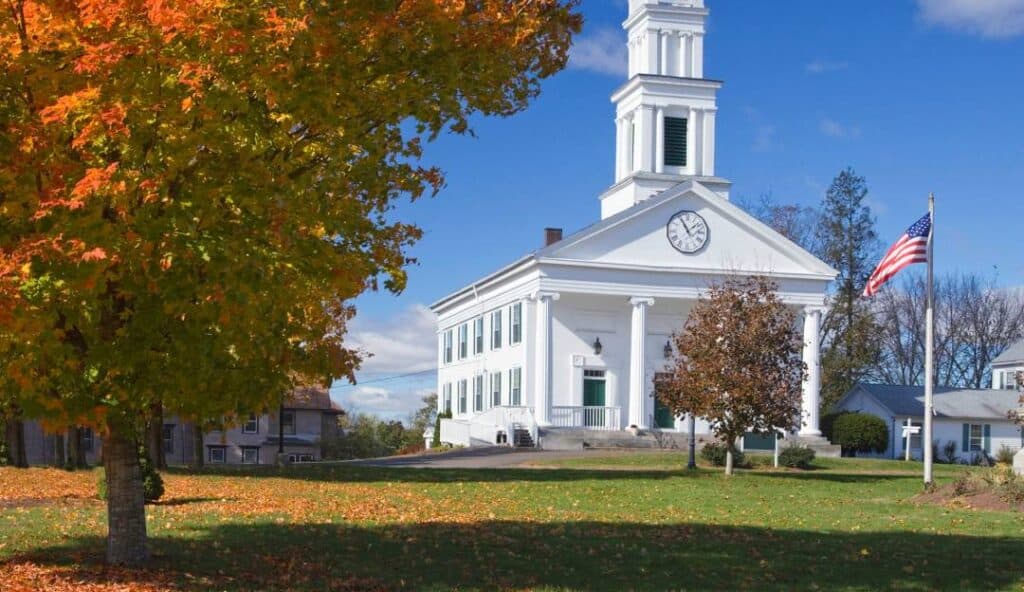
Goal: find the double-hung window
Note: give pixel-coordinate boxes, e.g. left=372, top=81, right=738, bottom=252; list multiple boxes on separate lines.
left=473, top=317, right=484, bottom=355
left=509, top=368, right=522, bottom=406
left=968, top=424, right=985, bottom=452
left=458, top=380, right=468, bottom=414
left=490, top=371, right=502, bottom=407
left=242, top=413, right=259, bottom=434
left=443, top=330, right=453, bottom=364
left=162, top=424, right=175, bottom=454
left=491, top=310, right=503, bottom=350
left=1003, top=370, right=1018, bottom=390
left=458, top=324, right=468, bottom=359
left=442, top=383, right=452, bottom=414
left=474, top=374, right=484, bottom=412
left=281, top=411, right=296, bottom=435
left=510, top=302, right=522, bottom=345
left=208, top=446, right=226, bottom=464
left=241, top=447, right=259, bottom=465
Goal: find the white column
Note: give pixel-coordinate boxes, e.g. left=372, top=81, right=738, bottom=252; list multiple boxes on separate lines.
left=645, top=31, right=658, bottom=74
left=659, top=31, right=669, bottom=75
left=800, top=307, right=823, bottom=436
left=615, top=117, right=626, bottom=180
left=702, top=108, right=716, bottom=176
left=681, top=33, right=692, bottom=77
left=687, top=106, right=698, bottom=175
left=533, top=291, right=559, bottom=426
left=628, top=297, right=654, bottom=428
left=692, top=32, right=704, bottom=78
left=654, top=107, right=665, bottom=174
left=638, top=106, right=654, bottom=172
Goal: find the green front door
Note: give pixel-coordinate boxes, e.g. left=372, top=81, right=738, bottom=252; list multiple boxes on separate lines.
left=654, top=396, right=675, bottom=429
left=583, top=378, right=606, bottom=427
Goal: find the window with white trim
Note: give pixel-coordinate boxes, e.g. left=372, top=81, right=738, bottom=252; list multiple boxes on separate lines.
left=241, top=447, right=259, bottom=465
left=281, top=411, right=296, bottom=435
left=208, top=446, right=226, bottom=464
left=442, top=383, right=452, bottom=413
left=1003, top=370, right=1018, bottom=390
left=474, top=374, right=484, bottom=412
left=458, top=324, right=468, bottom=359
left=162, top=424, right=175, bottom=454
left=242, top=413, right=258, bottom=434
left=458, top=379, right=468, bottom=414
left=490, top=371, right=502, bottom=407
left=509, top=367, right=522, bottom=406
left=491, top=310, right=503, bottom=350
left=510, top=303, right=522, bottom=345
left=473, top=317, right=484, bottom=355
left=443, top=330, right=453, bottom=364
left=969, top=424, right=984, bottom=452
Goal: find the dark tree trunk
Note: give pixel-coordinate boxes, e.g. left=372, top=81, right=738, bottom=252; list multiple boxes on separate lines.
left=103, top=429, right=148, bottom=565
left=5, top=416, right=28, bottom=468
left=53, top=432, right=66, bottom=468
left=191, top=424, right=204, bottom=469
left=145, top=402, right=166, bottom=470
left=68, top=427, right=88, bottom=468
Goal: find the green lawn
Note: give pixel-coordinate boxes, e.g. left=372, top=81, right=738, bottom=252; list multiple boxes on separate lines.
left=1, top=457, right=1022, bottom=591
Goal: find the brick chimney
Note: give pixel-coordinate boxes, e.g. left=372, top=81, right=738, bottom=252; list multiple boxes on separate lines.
left=544, top=227, right=563, bottom=247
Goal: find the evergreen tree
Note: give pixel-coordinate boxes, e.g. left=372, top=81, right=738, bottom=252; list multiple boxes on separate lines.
left=814, top=168, right=881, bottom=410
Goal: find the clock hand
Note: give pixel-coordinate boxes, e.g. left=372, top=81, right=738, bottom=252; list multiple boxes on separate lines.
left=682, top=219, right=693, bottom=235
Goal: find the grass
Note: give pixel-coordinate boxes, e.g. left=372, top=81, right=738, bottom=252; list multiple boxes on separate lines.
left=1, top=455, right=1023, bottom=591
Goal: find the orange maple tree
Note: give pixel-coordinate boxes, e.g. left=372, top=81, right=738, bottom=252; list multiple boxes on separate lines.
left=0, top=0, right=580, bottom=564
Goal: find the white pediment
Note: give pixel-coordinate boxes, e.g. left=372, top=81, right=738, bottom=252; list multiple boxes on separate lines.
left=539, top=181, right=836, bottom=279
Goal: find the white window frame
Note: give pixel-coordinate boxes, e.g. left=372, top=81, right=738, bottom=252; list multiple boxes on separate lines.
left=162, top=424, right=175, bottom=454
left=510, top=367, right=522, bottom=406
left=208, top=446, right=226, bottom=464
left=458, top=324, right=468, bottom=359
left=458, top=379, right=468, bottom=414
left=490, top=371, right=502, bottom=407
left=442, top=383, right=452, bottom=414
left=242, top=413, right=259, bottom=434
left=491, top=310, right=503, bottom=350
left=443, top=330, right=453, bottom=364
left=473, top=374, right=484, bottom=412
left=241, top=447, right=260, bottom=465
left=281, top=410, right=296, bottom=435
left=510, top=302, right=522, bottom=345
left=473, top=317, right=484, bottom=355
left=969, top=423, right=984, bottom=452
left=1003, top=370, right=1018, bottom=390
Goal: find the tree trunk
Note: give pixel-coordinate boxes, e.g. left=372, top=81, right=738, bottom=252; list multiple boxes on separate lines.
left=725, top=448, right=734, bottom=475
left=72, top=427, right=88, bottom=468
left=146, top=402, right=166, bottom=470
left=67, top=427, right=80, bottom=469
left=103, top=429, right=149, bottom=565
left=5, top=417, right=28, bottom=468
left=191, top=424, right=204, bottom=469
left=53, top=432, right=66, bottom=468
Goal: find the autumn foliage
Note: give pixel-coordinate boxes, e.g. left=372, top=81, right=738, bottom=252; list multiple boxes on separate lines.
left=659, top=277, right=806, bottom=474
left=0, top=0, right=581, bottom=564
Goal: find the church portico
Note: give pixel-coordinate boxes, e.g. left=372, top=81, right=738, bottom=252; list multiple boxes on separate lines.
left=432, top=0, right=838, bottom=449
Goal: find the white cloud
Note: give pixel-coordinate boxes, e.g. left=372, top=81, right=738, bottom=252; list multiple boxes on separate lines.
left=744, top=106, right=780, bottom=152
left=819, top=117, right=862, bottom=140
left=569, top=27, right=627, bottom=77
left=805, top=59, right=848, bottom=74
left=347, top=304, right=436, bottom=375
left=917, top=0, right=1024, bottom=38
left=339, top=385, right=435, bottom=422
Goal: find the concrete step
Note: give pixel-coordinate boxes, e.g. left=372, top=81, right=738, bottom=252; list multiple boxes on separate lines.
left=539, top=428, right=692, bottom=451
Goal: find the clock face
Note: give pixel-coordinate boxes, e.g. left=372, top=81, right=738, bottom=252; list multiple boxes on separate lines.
left=666, top=210, right=709, bottom=254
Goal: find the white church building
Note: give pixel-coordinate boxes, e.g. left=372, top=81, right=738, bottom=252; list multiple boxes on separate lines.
left=433, top=0, right=838, bottom=450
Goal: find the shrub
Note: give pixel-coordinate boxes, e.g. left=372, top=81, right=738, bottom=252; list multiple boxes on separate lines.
left=819, top=410, right=850, bottom=442
left=700, top=442, right=744, bottom=468
left=995, top=445, right=1016, bottom=465
left=778, top=444, right=816, bottom=469
left=433, top=409, right=451, bottom=449
left=942, top=440, right=958, bottom=464
left=952, top=471, right=974, bottom=496
left=831, top=413, right=888, bottom=456
left=96, top=455, right=164, bottom=503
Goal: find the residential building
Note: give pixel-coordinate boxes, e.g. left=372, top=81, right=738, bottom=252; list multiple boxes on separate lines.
left=992, top=339, right=1024, bottom=391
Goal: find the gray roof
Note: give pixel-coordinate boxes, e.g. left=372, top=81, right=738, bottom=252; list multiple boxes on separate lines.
left=851, top=383, right=1020, bottom=420
left=992, top=339, right=1024, bottom=366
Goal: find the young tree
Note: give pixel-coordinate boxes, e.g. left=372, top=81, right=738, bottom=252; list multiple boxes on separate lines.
left=814, top=168, right=880, bottom=410
left=0, top=0, right=581, bottom=564
left=660, top=277, right=806, bottom=475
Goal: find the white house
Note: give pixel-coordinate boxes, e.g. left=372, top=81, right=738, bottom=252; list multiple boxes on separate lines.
left=992, top=339, right=1024, bottom=391
left=432, top=0, right=838, bottom=449
left=835, top=383, right=1023, bottom=462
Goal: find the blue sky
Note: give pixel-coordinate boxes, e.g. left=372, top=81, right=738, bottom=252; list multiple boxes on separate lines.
left=332, top=0, right=1024, bottom=420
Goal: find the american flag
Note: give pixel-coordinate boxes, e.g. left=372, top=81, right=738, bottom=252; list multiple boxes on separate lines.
left=863, top=213, right=931, bottom=297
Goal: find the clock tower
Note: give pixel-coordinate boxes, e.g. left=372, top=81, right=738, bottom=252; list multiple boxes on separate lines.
left=600, top=0, right=730, bottom=220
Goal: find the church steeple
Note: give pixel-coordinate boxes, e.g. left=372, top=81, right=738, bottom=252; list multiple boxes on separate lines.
left=600, top=0, right=729, bottom=219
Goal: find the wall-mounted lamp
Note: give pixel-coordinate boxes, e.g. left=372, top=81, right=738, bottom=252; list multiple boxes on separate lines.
left=593, top=337, right=603, bottom=355
left=664, top=340, right=673, bottom=359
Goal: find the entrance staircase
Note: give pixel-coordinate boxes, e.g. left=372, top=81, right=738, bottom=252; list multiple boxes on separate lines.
left=512, top=424, right=535, bottom=448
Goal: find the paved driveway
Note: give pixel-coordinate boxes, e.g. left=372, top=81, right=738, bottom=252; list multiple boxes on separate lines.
left=349, top=447, right=591, bottom=469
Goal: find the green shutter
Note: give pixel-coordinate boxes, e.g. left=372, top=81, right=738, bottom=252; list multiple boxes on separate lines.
left=664, top=117, right=688, bottom=167
left=962, top=423, right=970, bottom=452
left=984, top=424, right=991, bottom=453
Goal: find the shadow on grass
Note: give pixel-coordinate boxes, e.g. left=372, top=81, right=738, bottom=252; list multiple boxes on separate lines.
left=17, top=520, right=1024, bottom=591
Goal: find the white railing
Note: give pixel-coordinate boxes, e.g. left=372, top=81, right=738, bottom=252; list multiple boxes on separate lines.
left=439, top=418, right=471, bottom=447
left=503, top=406, right=539, bottom=446
left=550, top=406, right=621, bottom=431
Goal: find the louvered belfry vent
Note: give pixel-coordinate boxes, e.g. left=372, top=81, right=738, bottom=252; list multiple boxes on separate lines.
left=664, top=117, right=688, bottom=167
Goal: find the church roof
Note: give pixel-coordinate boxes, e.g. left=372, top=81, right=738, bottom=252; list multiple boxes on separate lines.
left=992, top=339, right=1024, bottom=366
left=841, top=383, right=1019, bottom=420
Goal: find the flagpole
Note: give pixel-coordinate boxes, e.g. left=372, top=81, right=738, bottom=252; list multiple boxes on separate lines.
left=923, top=193, right=935, bottom=486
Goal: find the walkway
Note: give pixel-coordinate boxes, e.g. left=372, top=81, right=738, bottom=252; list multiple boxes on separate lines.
left=348, top=447, right=593, bottom=469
